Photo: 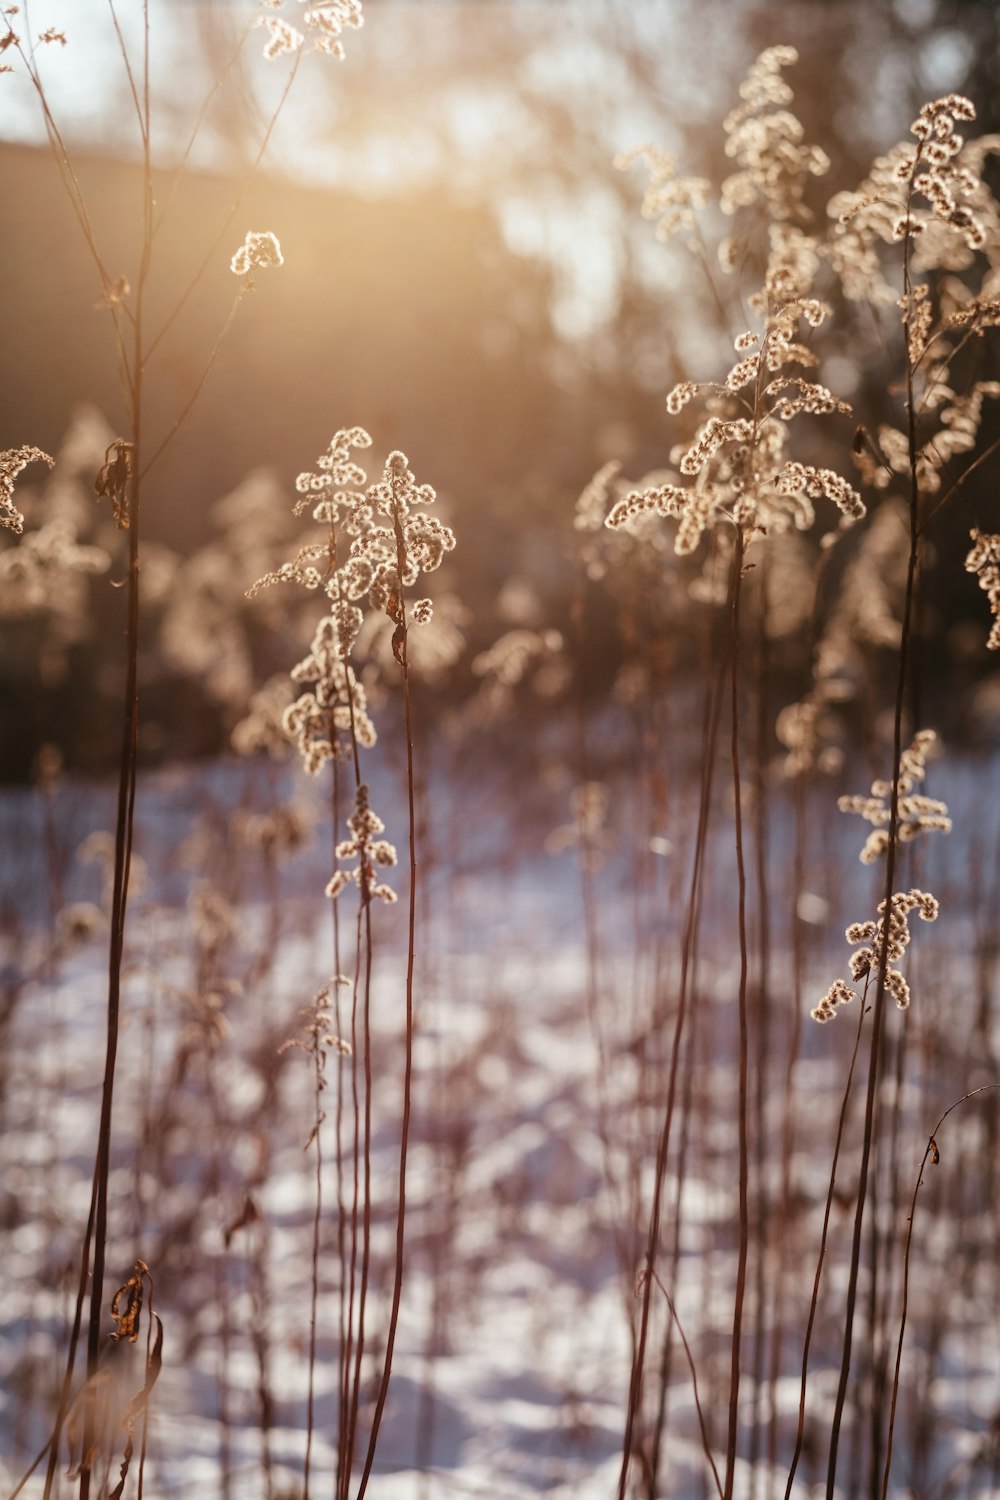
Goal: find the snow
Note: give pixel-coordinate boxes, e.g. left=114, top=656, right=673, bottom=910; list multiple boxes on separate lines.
left=1, top=750, right=999, bottom=1498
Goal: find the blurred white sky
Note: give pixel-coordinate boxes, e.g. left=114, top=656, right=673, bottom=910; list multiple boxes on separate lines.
left=0, top=0, right=656, bottom=338
left=0, top=0, right=982, bottom=343
left=1, top=1, right=177, bottom=142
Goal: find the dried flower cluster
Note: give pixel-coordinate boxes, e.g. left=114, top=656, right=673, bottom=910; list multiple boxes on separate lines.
left=852, top=378, right=1000, bottom=499
left=610, top=56, right=865, bottom=570
left=285, top=615, right=377, bottom=773
left=257, top=0, right=363, bottom=61
left=248, top=425, right=454, bottom=902
left=236, top=805, right=309, bottom=861
left=278, top=980, right=352, bottom=1064
left=1, top=445, right=54, bottom=534
left=608, top=50, right=999, bottom=920
left=605, top=319, right=864, bottom=556
left=470, top=626, right=569, bottom=720
left=838, top=729, right=952, bottom=864
left=614, top=145, right=710, bottom=245
left=0, top=518, right=109, bottom=621
left=230, top=230, right=284, bottom=281
left=812, top=889, right=939, bottom=1022
left=773, top=513, right=905, bottom=776
left=251, top=426, right=453, bottom=771
left=325, top=783, right=398, bottom=904
left=0, top=435, right=114, bottom=673
left=827, top=95, right=991, bottom=305
left=1, top=14, right=66, bottom=71
left=232, top=675, right=295, bottom=759
left=775, top=693, right=846, bottom=779
left=965, top=528, right=1000, bottom=649
left=472, top=628, right=565, bottom=688
left=720, top=46, right=830, bottom=225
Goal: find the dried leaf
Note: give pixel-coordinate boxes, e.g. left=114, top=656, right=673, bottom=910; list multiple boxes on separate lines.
left=95, top=440, right=133, bottom=530
left=391, top=622, right=406, bottom=665
left=110, top=1260, right=148, bottom=1344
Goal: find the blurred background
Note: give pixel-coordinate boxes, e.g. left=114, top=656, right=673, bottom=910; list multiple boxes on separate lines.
left=2, top=0, right=1000, bottom=778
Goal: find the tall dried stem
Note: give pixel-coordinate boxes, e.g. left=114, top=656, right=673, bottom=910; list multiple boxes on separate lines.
left=722, top=527, right=751, bottom=1500
left=78, top=12, right=152, bottom=1493
left=823, top=164, right=925, bottom=1500
left=355, top=498, right=420, bottom=1499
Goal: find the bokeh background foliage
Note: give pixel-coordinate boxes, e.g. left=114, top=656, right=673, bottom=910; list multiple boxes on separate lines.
left=3, top=0, right=1000, bottom=778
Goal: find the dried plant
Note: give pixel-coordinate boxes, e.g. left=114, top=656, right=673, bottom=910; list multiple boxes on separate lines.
left=245, top=420, right=456, bottom=1496
left=0, top=4, right=366, bottom=1493
left=4, top=20, right=1000, bottom=1500
left=608, top=46, right=1000, bottom=1500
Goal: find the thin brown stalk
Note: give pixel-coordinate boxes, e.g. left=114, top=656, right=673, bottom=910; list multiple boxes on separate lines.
left=867, top=1012, right=910, bottom=1500
left=647, top=1270, right=724, bottom=1500
left=647, top=896, right=708, bottom=1496
left=344, top=902, right=375, bottom=1490
left=13, top=10, right=152, bottom=1486
left=748, top=562, right=773, bottom=1499
left=338, top=881, right=379, bottom=1500
left=252, top=1216, right=276, bottom=1500
left=106, top=0, right=147, bottom=143
left=783, top=984, right=870, bottom=1500
left=722, top=527, right=751, bottom=1500
left=320, top=588, right=373, bottom=1500
left=647, top=603, right=728, bottom=1495
left=823, top=160, right=925, bottom=1500
left=303, top=761, right=345, bottom=1500
left=303, top=1012, right=324, bottom=1500
left=40, top=1162, right=97, bottom=1499
left=765, top=770, right=806, bottom=1499
left=766, top=508, right=844, bottom=1493
left=79, top=19, right=152, bottom=1482
left=355, top=514, right=420, bottom=1499
left=917, top=433, right=1000, bottom=536
left=338, top=637, right=377, bottom=1499
left=339, top=907, right=365, bottom=1499
left=136, top=1270, right=156, bottom=1500
left=880, top=1087, right=1000, bottom=1500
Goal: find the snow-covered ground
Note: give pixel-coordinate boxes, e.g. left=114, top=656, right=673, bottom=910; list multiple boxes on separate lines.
left=1, top=746, right=999, bottom=1498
